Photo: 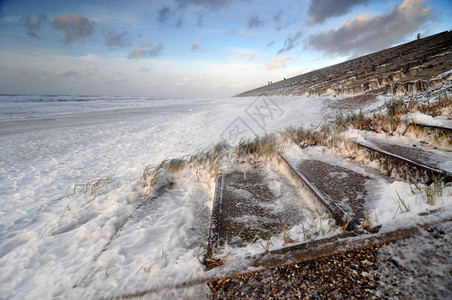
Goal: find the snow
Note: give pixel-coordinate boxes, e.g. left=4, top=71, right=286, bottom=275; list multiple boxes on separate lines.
left=355, top=129, right=452, bottom=173
left=0, top=94, right=333, bottom=298
left=371, top=180, right=451, bottom=226
left=0, top=92, right=451, bottom=298
left=376, top=220, right=452, bottom=298
left=406, top=111, right=444, bottom=127
left=335, top=129, right=452, bottom=228
left=284, top=129, right=452, bottom=238
left=430, top=68, right=452, bottom=81
left=204, top=159, right=333, bottom=266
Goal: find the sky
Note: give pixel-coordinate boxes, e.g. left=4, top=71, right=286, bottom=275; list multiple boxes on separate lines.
left=0, top=0, right=451, bottom=98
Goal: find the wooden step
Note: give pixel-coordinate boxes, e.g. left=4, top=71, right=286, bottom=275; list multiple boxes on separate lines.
left=402, top=121, right=452, bottom=148
left=206, top=165, right=320, bottom=268
left=281, top=145, right=390, bottom=230
left=356, top=134, right=452, bottom=183
left=112, top=217, right=451, bottom=299
left=208, top=168, right=284, bottom=252
left=408, top=121, right=452, bottom=139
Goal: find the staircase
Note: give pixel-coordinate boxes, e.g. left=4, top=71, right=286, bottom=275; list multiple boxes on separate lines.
left=205, top=103, right=452, bottom=296
left=236, top=31, right=452, bottom=98
left=77, top=31, right=452, bottom=298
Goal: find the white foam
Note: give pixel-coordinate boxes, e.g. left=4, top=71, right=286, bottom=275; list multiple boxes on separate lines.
left=0, top=94, right=329, bottom=298
left=1, top=92, right=451, bottom=298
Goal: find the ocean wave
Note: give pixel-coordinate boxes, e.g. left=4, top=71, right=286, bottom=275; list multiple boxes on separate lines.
left=0, top=94, right=175, bottom=121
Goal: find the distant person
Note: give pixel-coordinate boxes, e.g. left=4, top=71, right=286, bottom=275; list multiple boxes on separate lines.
left=417, top=33, right=420, bottom=40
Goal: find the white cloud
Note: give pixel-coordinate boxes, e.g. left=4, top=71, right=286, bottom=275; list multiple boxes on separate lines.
left=128, top=44, right=164, bottom=59
left=286, top=68, right=316, bottom=78
left=240, top=52, right=256, bottom=62
left=55, top=70, right=79, bottom=79
left=139, top=67, right=152, bottom=72
left=225, top=29, right=248, bottom=36
left=191, top=42, right=202, bottom=51
left=175, top=77, right=190, bottom=87
left=104, top=31, right=131, bottom=48
left=266, top=56, right=292, bottom=71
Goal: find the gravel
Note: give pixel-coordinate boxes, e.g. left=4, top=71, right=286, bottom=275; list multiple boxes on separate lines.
left=208, top=221, right=452, bottom=299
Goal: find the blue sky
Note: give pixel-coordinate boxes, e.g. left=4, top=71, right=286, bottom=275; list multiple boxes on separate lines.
left=0, top=0, right=451, bottom=98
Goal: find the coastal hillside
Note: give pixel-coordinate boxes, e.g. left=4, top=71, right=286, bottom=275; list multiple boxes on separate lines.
left=236, top=31, right=452, bottom=98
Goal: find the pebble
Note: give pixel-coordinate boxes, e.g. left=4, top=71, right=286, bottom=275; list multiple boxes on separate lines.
left=208, top=221, right=452, bottom=299
left=208, top=246, right=381, bottom=299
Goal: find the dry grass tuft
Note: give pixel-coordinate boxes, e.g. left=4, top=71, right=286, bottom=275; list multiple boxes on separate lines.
left=205, top=243, right=228, bottom=269
left=411, top=176, right=449, bottom=206
left=142, top=94, right=450, bottom=194
left=234, top=134, right=284, bottom=163
left=142, top=161, right=167, bottom=194
left=281, top=94, right=451, bottom=155
left=282, top=214, right=297, bottom=245
left=189, top=141, right=230, bottom=176
left=297, top=210, right=336, bottom=242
